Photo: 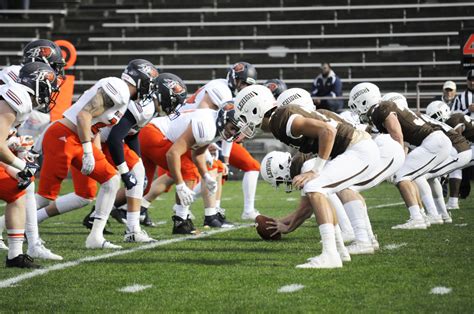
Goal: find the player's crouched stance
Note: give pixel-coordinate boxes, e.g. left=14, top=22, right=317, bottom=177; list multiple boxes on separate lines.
left=234, top=85, right=381, bottom=269
left=0, top=62, right=57, bottom=268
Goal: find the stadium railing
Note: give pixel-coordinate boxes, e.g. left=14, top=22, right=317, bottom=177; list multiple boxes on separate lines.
left=0, top=37, right=39, bottom=42
left=0, top=9, right=67, bottom=15
left=0, top=22, right=54, bottom=29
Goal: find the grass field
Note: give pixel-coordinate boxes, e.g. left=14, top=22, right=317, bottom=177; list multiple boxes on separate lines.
left=0, top=180, right=473, bottom=312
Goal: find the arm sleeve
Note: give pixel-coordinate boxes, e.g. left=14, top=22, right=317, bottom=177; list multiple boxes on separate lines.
left=106, top=109, right=137, bottom=167
left=221, top=141, right=233, bottom=158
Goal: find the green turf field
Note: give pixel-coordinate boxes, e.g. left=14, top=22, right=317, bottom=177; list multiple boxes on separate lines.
left=0, top=180, right=473, bottom=312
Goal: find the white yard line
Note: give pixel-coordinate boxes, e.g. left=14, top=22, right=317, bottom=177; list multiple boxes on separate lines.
left=118, top=284, right=153, bottom=293
left=430, top=286, right=452, bottom=295
left=369, top=202, right=405, bottom=209
left=278, top=284, right=305, bottom=293
left=0, top=225, right=251, bottom=289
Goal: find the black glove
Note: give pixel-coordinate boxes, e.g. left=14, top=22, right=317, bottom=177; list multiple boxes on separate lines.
left=17, top=162, right=40, bottom=190
left=121, top=171, right=137, bottom=190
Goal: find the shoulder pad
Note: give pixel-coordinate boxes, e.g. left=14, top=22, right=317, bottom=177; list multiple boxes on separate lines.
left=204, top=79, right=233, bottom=109
left=100, top=77, right=130, bottom=107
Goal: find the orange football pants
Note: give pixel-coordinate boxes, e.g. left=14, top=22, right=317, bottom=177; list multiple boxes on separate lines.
left=229, top=143, right=260, bottom=172
left=0, top=166, right=25, bottom=203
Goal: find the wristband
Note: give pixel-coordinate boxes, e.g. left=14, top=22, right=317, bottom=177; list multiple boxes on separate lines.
left=82, top=141, right=93, bottom=154
left=312, top=157, right=327, bottom=173
left=10, top=157, right=26, bottom=171
left=117, top=162, right=130, bottom=175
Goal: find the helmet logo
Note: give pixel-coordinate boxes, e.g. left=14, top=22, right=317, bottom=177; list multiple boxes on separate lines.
left=27, top=46, right=53, bottom=59
left=163, top=78, right=184, bottom=94
left=266, top=82, right=278, bottom=92
left=222, top=102, right=235, bottom=111
left=32, top=69, right=55, bottom=83
left=237, top=91, right=258, bottom=111
left=137, top=64, right=159, bottom=78
left=281, top=93, right=301, bottom=106
left=233, top=63, right=245, bottom=73
left=265, top=156, right=274, bottom=179
left=352, top=87, right=369, bottom=101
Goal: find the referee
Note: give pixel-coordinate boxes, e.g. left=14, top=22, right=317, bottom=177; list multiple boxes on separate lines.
left=451, top=69, right=474, bottom=117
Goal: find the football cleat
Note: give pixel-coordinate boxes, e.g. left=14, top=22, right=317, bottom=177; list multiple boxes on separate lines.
left=421, top=212, right=431, bottom=227
left=124, top=228, right=157, bottom=243
left=6, top=254, right=41, bottom=269
left=172, top=215, right=197, bottom=235
left=85, top=236, right=122, bottom=250
left=203, top=214, right=223, bottom=228
left=241, top=210, right=260, bottom=221
left=391, top=219, right=427, bottom=230
left=297, top=253, right=343, bottom=269
left=446, top=203, right=459, bottom=210
left=140, top=207, right=157, bottom=227
left=371, top=235, right=380, bottom=251
left=441, top=213, right=453, bottom=224
left=342, top=232, right=355, bottom=244
left=27, top=241, right=63, bottom=260
left=82, top=206, right=113, bottom=235
left=110, top=207, right=127, bottom=224
left=216, top=207, right=234, bottom=228
left=346, top=241, right=375, bottom=255
left=0, top=237, right=8, bottom=250
left=425, top=214, right=444, bottom=225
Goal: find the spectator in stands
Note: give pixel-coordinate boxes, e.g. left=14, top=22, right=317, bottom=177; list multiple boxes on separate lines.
left=451, top=70, right=474, bottom=118
left=434, top=80, right=457, bottom=107
left=310, top=62, right=343, bottom=112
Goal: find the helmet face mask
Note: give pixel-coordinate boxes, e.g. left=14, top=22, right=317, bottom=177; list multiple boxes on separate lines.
left=216, top=104, right=244, bottom=142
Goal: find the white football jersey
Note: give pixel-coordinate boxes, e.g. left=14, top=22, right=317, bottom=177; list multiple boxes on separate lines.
left=18, top=110, right=50, bottom=139
left=0, top=65, right=21, bottom=85
left=150, top=108, right=217, bottom=147
left=100, top=98, right=156, bottom=142
left=63, top=77, right=130, bottom=134
left=181, top=79, right=233, bottom=110
left=0, top=82, right=32, bottom=127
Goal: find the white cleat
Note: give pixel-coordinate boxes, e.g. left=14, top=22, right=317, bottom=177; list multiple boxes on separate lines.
left=297, top=253, right=343, bottom=269
left=441, top=213, right=452, bottom=224
left=421, top=213, right=431, bottom=227
left=124, top=229, right=157, bottom=243
left=241, top=210, right=260, bottom=221
left=446, top=203, right=459, bottom=210
left=27, top=241, right=63, bottom=261
left=338, top=246, right=351, bottom=262
left=371, top=236, right=380, bottom=251
left=391, top=219, right=427, bottom=230
left=0, top=238, right=8, bottom=250
left=85, top=236, right=122, bottom=249
left=342, top=232, right=355, bottom=243
left=425, top=214, right=444, bottom=225
left=346, top=241, right=375, bottom=255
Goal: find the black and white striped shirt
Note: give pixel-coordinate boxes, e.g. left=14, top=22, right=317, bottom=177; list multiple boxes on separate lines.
left=451, top=89, right=474, bottom=118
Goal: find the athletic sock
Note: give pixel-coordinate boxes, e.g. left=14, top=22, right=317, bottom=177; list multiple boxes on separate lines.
left=334, top=225, right=346, bottom=252
left=7, top=229, right=24, bottom=260
left=126, top=211, right=141, bottom=232
left=90, top=218, right=107, bottom=240
left=56, top=193, right=90, bottom=214
left=319, top=223, right=337, bottom=256
left=363, top=207, right=375, bottom=240
left=205, top=207, right=217, bottom=216
left=344, top=200, right=370, bottom=243
left=216, top=200, right=221, bottom=208
left=421, top=195, right=439, bottom=216
left=434, top=197, right=449, bottom=216
left=243, top=171, right=259, bottom=212
left=36, top=208, right=50, bottom=223
left=25, top=184, right=39, bottom=246
left=328, top=194, right=354, bottom=236
left=141, top=198, right=151, bottom=210
left=173, top=204, right=189, bottom=220
left=447, top=197, right=458, bottom=207
left=0, top=215, right=5, bottom=234
left=408, top=205, right=423, bottom=220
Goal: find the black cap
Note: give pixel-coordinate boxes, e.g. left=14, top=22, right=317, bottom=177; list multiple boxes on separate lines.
left=467, top=69, right=474, bottom=80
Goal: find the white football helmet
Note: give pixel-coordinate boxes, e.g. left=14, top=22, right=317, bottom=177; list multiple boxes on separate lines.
left=426, top=100, right=451, bottom=122
left=234, top=84, right=276, bottom=138
left=382, top=92, right=408, bottom=109
left=260, top=151, right=292, bottom=192
left=276, top=88, right=315, bottom=111
left=348, top=82, right=381, bottom=116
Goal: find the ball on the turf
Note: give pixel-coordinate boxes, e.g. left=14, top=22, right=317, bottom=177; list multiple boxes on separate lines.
left=255, top=215, right=282, bottom=241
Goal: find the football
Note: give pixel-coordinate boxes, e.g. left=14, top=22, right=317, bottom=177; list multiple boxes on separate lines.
left=255, top=215, right=282, bottom=241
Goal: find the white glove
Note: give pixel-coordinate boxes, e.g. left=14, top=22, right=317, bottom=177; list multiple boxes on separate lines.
left=81, top=142, right=95, bottom=175
left=176, top=183, right=195, bottom=206
left=203, top=173, right=218, bottom=195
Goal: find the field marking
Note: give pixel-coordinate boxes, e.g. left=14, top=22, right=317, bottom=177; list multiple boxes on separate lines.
left=0, top=224, right=251, bottom=289
left=383, top=243, right=408, bottom=250
left=430, top=286, right=452, bottom=295
left=369, top=202, right=405, bottom=209
left=454, top=223, right=468, bottom=227
left=118, top=284, right=153, bottom=293
left=278, top=284, right=305, bottom=293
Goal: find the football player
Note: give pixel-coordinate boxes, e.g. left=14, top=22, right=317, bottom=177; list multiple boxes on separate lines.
left=0, top=62, right=57, bottom=268
left=264, top=79, right=288, bottom=99
left=234, top=85, right=382, bottom=269
left=34, top=60, right=153, bottom=249
left=348, top=83, right=452, bottom=230
left=0, top=39, right=65, bottom=260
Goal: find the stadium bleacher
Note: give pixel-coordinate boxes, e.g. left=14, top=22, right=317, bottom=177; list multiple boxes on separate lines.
left=0, top=0, right=472, bottom=106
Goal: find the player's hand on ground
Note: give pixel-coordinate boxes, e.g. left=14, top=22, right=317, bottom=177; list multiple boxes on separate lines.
left=176, top=183, right=195, bottom=206
left=81, top=152, right=95, bottom=175
left=292, top=171, right=318, bottom=188
left=266, top=220, right=289, bottom=237
left=203, top=173, right=218, bottom=195
left=121, top=171, right=137, bottom=190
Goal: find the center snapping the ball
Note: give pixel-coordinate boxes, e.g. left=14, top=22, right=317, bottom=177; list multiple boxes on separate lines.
left=255, top=215, right=282, bottom=241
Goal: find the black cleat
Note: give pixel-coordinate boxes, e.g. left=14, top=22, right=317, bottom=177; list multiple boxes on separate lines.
left=6, top=254, right=41, bottom=269
left=216, top=208, right=234, bottom=226
left=110, top=207, right=127, bottom=224
left=172, top=215, right=196, bottom=234
left=203, top=214, right=223, bottom=228
left=82, top=206, right=113, bottom=235
left=140, top=206, right=157, bottom=227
